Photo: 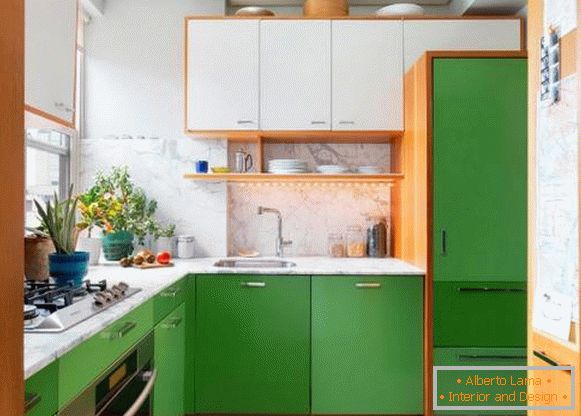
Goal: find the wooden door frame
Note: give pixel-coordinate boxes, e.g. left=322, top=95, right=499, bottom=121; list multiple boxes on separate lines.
left=0, top=0, right=25, bottom=414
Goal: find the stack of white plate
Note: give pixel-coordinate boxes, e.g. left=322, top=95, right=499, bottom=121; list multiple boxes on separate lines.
left=357, top=166, right=384, bottom=174
left=316, top=165, right=350, bottom=174
left=268, top=159, right=308, bottom=174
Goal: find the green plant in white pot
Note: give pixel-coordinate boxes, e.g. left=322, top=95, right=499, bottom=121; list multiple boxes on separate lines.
left=154, top=223, right=176, bottom=255
left=33, top=187, right=89, bottom=287
left=76, top=187, right=110, bottom=265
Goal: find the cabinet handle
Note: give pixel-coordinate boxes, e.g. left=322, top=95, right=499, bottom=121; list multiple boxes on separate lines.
left=339, top=121, right=355, bottom=125
left=311, top=121, right=327, bottom=125
left=103, top=321, right=136, bottom=340
left=237, top=120, right=255, bottom=125
left=441, top=229, right=447, bottom=256
left=533, top=350, right=572, bottom=369
left=355, top=282, right=382, bottom=289
left=54, top=102, right=75, bottom=113
left=24, top=392, right=41, bottom=413
left=241, top=281, right=266, bottom=288
left=457, top=287, right=526, bottom=293
left=161, top=316, right=183, bottom=329
left=160, top=287, right=182, bottom=297
left=458, top=354, right=527, bottom=361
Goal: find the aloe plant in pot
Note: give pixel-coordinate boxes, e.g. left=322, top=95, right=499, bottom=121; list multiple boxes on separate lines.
left=33, top=186, right=89, bottom=287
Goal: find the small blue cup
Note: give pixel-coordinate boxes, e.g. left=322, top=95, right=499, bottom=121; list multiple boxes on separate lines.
left=195, top=160, right=209, bottom=173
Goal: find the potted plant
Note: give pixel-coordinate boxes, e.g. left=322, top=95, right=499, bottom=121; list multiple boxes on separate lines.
left=76, top=187, right=111, bottom=265
left=33, top=187, right=89, bottom=287
left=154, top=223, right=176, bottom=255
left=85, top=166, right=163, bottom=261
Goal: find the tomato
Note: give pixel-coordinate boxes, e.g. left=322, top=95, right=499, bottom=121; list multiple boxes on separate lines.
left=156, top=251, right=172, bottom=265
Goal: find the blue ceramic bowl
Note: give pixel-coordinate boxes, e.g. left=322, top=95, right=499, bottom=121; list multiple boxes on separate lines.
left=49, top=251, right=90, bottom=287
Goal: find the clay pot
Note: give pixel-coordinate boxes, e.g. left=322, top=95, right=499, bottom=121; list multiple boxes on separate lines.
left=24, top=236, right=54, bottom=281
left=304, top=0, right=349, bottom=16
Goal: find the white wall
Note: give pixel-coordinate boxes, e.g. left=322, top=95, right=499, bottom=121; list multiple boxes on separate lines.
left=82, top=0, right=228, bottom=257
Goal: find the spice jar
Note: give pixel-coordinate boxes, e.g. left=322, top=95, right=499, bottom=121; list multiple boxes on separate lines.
left=366, top=215, right=388, bottom=258
left=328, top=233, right=345, bottom=257
left=346, top=225, right=366, bottom=257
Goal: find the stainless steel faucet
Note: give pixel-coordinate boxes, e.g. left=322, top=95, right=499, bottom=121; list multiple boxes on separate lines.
left=257, top=206, right=292, bottom=257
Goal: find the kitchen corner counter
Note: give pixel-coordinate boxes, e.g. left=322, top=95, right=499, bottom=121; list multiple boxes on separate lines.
left=24, top=257, right=424, bottom=378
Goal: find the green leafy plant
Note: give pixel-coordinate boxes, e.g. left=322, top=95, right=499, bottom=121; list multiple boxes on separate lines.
left=154, top=223, right=176, bottom=239
left=83, top=166, right=173, bottom=245
left=33, top=185, right=78, bottom=255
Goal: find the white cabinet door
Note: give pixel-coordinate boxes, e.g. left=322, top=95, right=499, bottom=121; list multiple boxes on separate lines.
left=332, top=21, right=403, bottom=131
left=187, top=20, right=259, bottom=131
left=403, top=19, right=522, bottom=71
left=25, top=0, right=77, bottom=126
left=261, top=20, right=331, bottom=131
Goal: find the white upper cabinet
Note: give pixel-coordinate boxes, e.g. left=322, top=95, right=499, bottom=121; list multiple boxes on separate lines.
left=25, top=0, right=77, bottom=126
left=403, top=19, right=522, bottom=71
left=332, top=21, right=403, bottom=131
left=260, top=20, right=331, bottom=130
left=187, top=20, right=259, bottom=131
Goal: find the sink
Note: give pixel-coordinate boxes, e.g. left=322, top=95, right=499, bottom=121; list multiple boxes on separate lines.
left=213, top=259, right=297, bottom=268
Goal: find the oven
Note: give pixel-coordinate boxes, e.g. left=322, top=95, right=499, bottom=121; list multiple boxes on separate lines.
left=59, top=332, right=156, bottom=416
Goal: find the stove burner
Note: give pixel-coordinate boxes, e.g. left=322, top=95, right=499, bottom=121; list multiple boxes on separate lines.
left=24, top=305, right=38, bottom=321
left=24, top=279, right=109, bottom=311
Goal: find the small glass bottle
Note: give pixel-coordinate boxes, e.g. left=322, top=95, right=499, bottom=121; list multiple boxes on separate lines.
left=328, top=233, right=345, bottom=258
left=346, top=225, right=366, bottom=257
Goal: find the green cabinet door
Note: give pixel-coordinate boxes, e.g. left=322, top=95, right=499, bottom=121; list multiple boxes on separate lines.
left=195, top=275, right=310, bottom=414
left=25, top=361, right=58, bottom=416
left=153, top=303, right=186, bottom=416
left=312, top=276, right=423, bottom=415
left=184, top=276, right=196, bottom=415
left=432, top=58, right=527, bottom=282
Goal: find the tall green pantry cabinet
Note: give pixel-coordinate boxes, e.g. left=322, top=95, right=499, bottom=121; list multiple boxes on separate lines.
left=431, top=54, right=527, bottom=413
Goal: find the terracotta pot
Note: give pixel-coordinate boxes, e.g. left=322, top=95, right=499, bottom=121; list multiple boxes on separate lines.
left=24, top=236, right=54, bottom=281
left=304, top=0, right=348, bottom=16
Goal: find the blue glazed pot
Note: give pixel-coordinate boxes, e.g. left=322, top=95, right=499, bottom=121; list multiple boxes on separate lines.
left=102, top=231, right=134, bottom=261
left=49, top=251, right=90, bottom=287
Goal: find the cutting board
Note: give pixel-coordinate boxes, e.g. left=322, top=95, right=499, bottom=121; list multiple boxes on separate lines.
left=132, top=262, right=174, bottom=270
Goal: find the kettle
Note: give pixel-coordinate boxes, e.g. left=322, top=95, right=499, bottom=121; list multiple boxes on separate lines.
left=234, top=148, right=253, bottom=173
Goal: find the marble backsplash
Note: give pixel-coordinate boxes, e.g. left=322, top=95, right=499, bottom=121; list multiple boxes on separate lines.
left=228, top=182, right=391, bottom=257
left=79, top=137, right=228, bottom=257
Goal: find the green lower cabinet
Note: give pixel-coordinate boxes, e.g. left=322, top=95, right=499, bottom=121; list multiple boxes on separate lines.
left=195, top=275, right=310, bottom=414
left=434, top=348, right=526, bottom=415
left=25, top=361, right=58, bottom=416
left=434, top=281, right=526, bottom=347
left=312, top=276, right=424, bottom=415
left=153, top=303, right=186, bottom=416
left=184, top=276, right=196, bottom=415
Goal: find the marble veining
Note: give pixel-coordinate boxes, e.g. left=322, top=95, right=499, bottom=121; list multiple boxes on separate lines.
left=25, top=257, right=423, bottom=378
left=228, top=183, right=392, bottom=256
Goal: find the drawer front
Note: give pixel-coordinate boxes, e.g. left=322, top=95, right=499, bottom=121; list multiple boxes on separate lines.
left=434, top=347, right=526, bottom=415
left=25, top=361, right=59, bottom=416
left=154, top=277, right=187, bottom=323
left=58, top=300, right=154, bottom=408
left=434, top=281, right=526, bottom=347
left=529, top=355, right=576, bottom=416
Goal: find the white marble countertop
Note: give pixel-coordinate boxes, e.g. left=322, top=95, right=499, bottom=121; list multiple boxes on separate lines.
left=24, top=257, right=423, bottom=378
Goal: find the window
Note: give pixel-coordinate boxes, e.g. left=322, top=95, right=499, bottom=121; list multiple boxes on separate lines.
left=25, top=129, right=71, bottom=228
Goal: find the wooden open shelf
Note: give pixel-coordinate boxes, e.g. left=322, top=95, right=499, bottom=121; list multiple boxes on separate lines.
left=186, top=130, right=403, bottom=143
left=184, top=172, right=403, bottom=183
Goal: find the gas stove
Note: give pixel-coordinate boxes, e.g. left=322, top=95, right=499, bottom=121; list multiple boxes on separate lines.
left=24, top=280, right=141, bottom=333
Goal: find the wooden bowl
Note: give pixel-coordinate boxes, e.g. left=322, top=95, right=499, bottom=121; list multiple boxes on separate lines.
left=234, top=7, right=275, bottom=16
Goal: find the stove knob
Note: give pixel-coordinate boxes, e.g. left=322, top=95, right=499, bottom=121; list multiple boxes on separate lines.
left=102, top=290, right=115, bottom=302
left=117, top=282, right=129, bottom=293
left=111, top=286, right=123, bottom=298
left=93, top=292, right=108, bottom=306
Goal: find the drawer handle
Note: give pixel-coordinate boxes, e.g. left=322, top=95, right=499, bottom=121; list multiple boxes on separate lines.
left=355, top=282, right=382, bottom=289
left=441, top=229, right=447, bottom=256
left=161, top=287, right=182, bottom=297
left=161, top=316, right=183, bottom=330
left=339, top=121, right=355, bottom=125
left=242, top=282, right=266, bottom=288
left=533, top=350, right=572, bottom=369
left=104, top=321, right=137, bottom=341
left=237, top=120, right=255, bottom=125
left=311, top=121, right=327, bottom=125
left=458, top=354, right=527, bottom=361
left=457, top=287, right=526, bottom=293
left=24, top=392, right=41, bottom=413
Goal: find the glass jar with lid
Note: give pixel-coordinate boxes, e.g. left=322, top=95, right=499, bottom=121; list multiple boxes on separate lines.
left=327, top=233, right=345, bottom=258
left=345, top=225, right=366, bottom=257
